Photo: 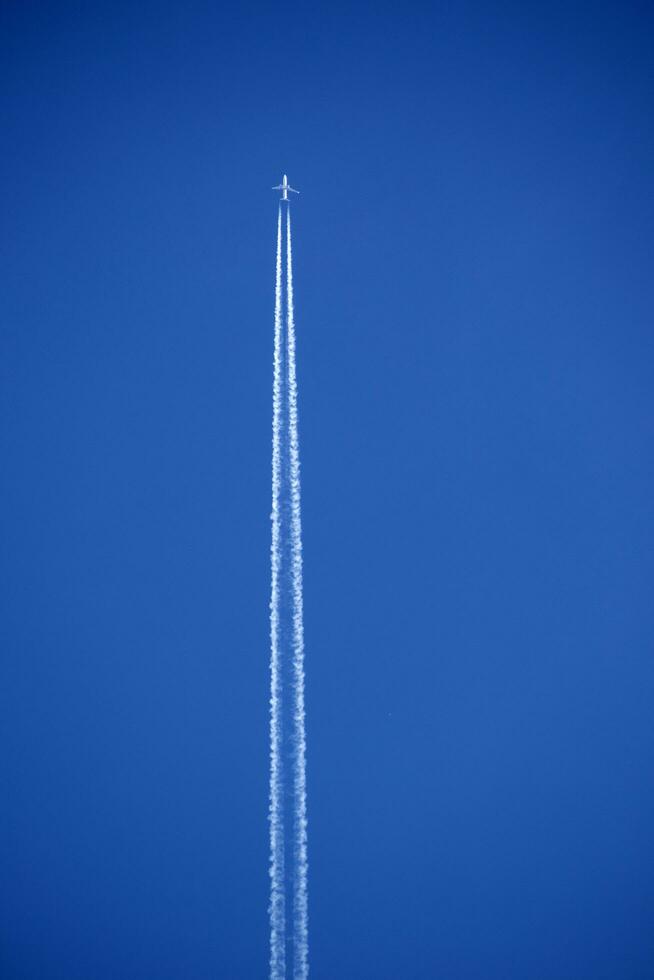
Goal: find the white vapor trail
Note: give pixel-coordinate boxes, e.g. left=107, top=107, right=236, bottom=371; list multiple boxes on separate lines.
left=286, top=209, right=309, bottom=980
left=268, top=204, right=309, bottom=979
left=269, top=205, right=285, bottom=980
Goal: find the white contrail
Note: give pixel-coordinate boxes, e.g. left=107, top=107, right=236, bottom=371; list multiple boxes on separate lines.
left=286, top=208, right=309, bottom=980
left=269, top=205, right=286, bottom=980
left=268, top=203, right=309, bottom=979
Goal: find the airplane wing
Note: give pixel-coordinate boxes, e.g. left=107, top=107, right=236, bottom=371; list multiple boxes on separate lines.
left=288, top=186, right=299, bottom=194
left=272, top=184, right=283, bottom=190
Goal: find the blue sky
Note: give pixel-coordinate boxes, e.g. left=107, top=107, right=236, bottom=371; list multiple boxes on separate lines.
left=1, top=2, right=653, bottom=977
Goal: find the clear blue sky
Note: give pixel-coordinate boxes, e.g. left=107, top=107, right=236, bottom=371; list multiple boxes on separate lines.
left=1, top=3, right=653, bottom=977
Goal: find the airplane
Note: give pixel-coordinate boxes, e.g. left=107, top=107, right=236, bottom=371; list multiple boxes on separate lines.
left=273, top=174, right=299, bottom=201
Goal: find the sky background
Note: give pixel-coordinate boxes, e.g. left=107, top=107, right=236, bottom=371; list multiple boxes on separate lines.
left=1, top=2, right=653, bottom=977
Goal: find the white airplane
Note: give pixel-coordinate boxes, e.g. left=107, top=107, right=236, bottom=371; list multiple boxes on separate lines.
left=273, top=174, right=299, bottom=201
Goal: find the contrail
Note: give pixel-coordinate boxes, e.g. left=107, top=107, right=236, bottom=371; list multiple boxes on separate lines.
left=268, top=203, right=309, bottom=979
left=269, top=204, right=285, bottom=980
left=286, top=209, right=308, bottom=980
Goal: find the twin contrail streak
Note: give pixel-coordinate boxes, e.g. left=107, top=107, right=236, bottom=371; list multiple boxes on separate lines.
left=269, top=204, right=308, bottom=979
left=269, top=205, right=286, bottom=980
